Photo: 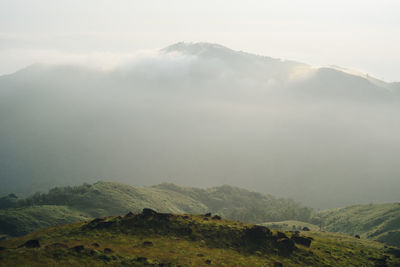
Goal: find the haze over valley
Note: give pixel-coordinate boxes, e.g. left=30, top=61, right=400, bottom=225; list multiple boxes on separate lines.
left=1, top=42, right=399, bottom=208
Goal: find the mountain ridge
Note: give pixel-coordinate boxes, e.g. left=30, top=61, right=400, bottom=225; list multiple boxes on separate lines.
left=0, top=181, right=313, bottom=238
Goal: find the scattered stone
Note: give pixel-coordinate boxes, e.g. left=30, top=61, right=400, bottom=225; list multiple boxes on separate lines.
left=274, top=262, right=283, bottom=267
left=355, top=235, right=360, bottom=239
left=91, top=242, right=100, bottom=247
left=302, top=227, right=310, bottom=231
left=245, top=225, right=272, bottom=242
left=19, top=239, right=40, bottom=248
left=276, top=238, right=296, bottom=256
left=89, top=249, right=100, bottom=256
left=143, top=241, right=153, bottom=247
left=205, top=259, right=212, bottom=264
left=204, top=213, right=212, bottom=217
left=70, top=245, right=84, bottom=253
left=104, top=248, right=113, bottom=253
left=90, top=218, right=105, bottom=224
left=45, top=243, right=68, bottom=249
left=142, top=208, right=157, bottom=216
left=212, top=215, right=221, bottom=220
left=125, top=211, right=134, bottom=217
left=276, top=231, right=288, bottom=239
left=291, top=235, right=312, bottom=247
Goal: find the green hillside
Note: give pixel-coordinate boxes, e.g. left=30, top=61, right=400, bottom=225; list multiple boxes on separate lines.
left=319, top=203, right=400, bottom=247
left=0, top=209, right=399, bottom=266
left=0, top=181, right=312, bottom=238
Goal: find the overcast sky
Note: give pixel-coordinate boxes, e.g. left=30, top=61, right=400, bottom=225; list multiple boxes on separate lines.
left=1, top=0, right=399, bottom=81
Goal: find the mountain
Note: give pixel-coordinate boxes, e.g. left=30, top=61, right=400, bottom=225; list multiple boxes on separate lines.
left=1, top=209, right=399, bottom=266
left=318, top=203, right=400, bottom=247
left=1, top=42, right=400, bottom=208
left=0, top=181, right=312, bottom=238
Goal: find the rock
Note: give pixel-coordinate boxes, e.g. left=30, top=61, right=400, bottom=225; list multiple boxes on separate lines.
left=245, top=225, right=272, bottom=241
left=87, top=217, right=114, bottom=229
left=205, top=259, right=212, bottom=264
left=204, top=213, right=212, bottom=217
left=212, top=215, right=221, bottom=220
left=70, top=245, right=85, bottom=253
left=291, top=235, right=312, bottom=247
left=274, top=262, right=283, bottom=267
left=45, top=243, right=68, bottom=249
left=276, top=238, right=296, bottom=256
left=302, top=227, right=310, bottom=231
left=19, top=239, right=40, bottom=248
left=142, top=208, right=157, bottom=216
left=104, top=248, right=113, bottom=253
left=355, top=235, right=360, bottom=239
left=143, top=241, right=153, bottom=247
left=91, top=242, right=100, bottom=247
left=276, top=231, right=288, bottom=239
left=90, top=218, right=105, bottom=224
left=125, top=211, right=134, bottom=217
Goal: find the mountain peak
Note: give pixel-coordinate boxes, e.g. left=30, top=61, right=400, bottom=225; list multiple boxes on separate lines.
left=162, top=42, right=233, bottom=55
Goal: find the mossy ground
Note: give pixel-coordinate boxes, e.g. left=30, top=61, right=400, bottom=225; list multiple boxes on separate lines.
left=1, top=211, right=399, bottom=266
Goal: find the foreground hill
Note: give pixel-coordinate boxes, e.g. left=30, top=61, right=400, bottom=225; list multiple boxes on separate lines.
left=319, top=203, right=400, bottom=247
left=0, top=181, right=312, bottom=238
left=0, top=209, right=399, bottom=267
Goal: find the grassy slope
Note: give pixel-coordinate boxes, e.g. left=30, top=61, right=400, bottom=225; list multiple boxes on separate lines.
left=319, top=203, right=400, bottom=247
left=0, top=181, right=312, bottom=237
left=261, top=220, right=320, bottom=231
left=0, top=211, right=398, bottom=267
left=0, top=205, right=90, bottom=236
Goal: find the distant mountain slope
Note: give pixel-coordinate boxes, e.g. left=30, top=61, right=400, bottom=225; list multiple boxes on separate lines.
left=1, top=42, right=400, bottom=208
left=319, top=203, right=400, bottom=247
left=0, top=181, right=313, bottom=237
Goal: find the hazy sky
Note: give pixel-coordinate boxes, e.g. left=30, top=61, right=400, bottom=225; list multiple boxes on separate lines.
left=1, top=0, right=399, bottom=81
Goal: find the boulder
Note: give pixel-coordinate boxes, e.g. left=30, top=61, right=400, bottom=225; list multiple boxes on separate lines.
left=276, top=231, right=288, bottom=239
left=212, top=215, right=221, bottom=220
left=125, top=211, right=134, bottom=217
left=104, top=248, right=113, bottom=253
left=142, top=208, right=157, bottom=216
left=291, top=235, right=312, bottom=247
left=276, top=238, right=296, bottom=256
left=70, top=245, right=85, bottom=253
left=19, top=239, right=40, bottom=248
